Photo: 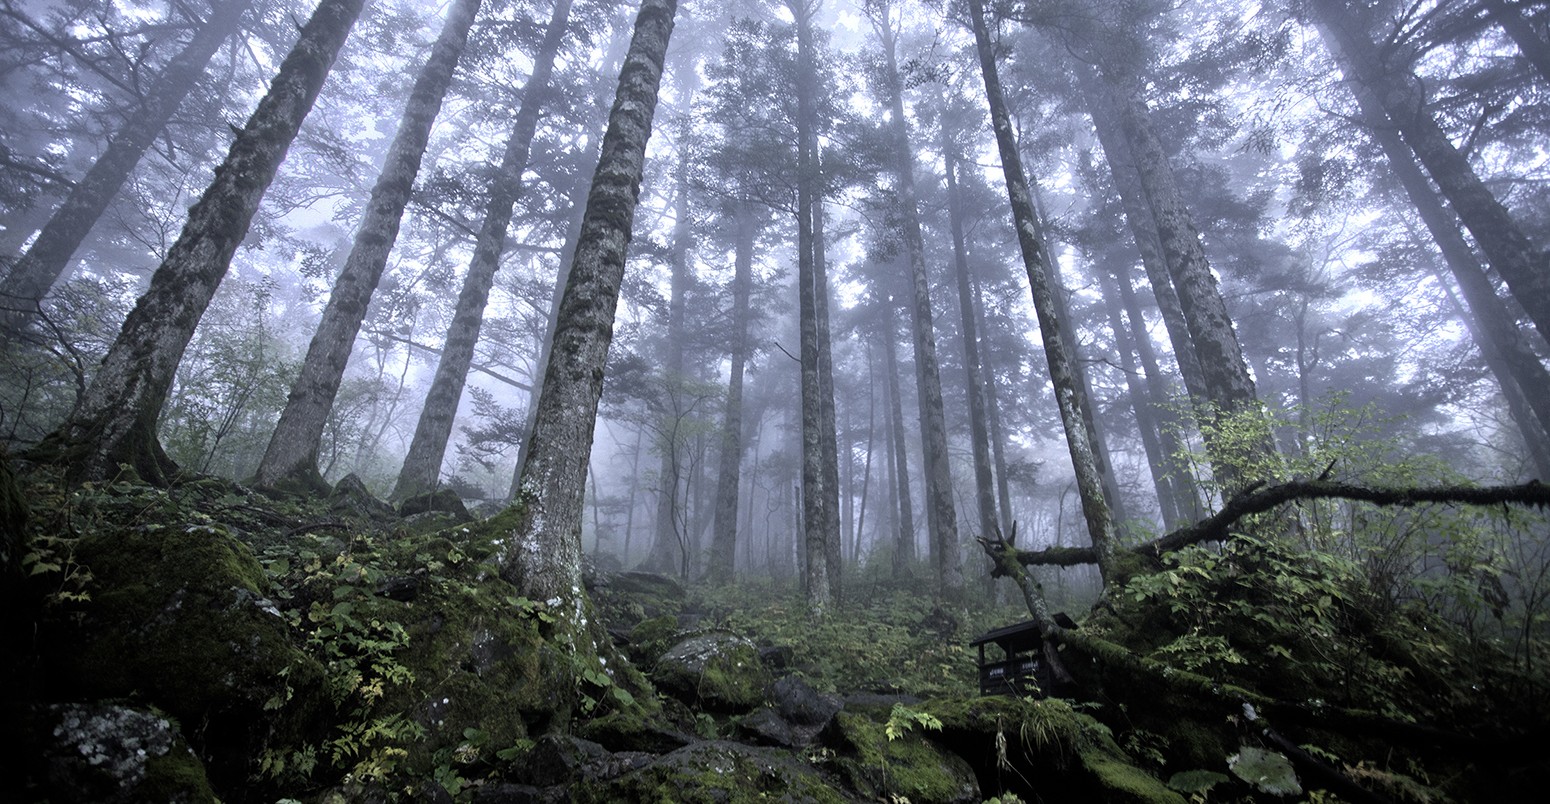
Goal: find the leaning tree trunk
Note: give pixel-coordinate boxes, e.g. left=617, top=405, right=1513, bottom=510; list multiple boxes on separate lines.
left=873, top=6, right=961, bottom=599
left=1, top=0, right=254, bottom=337
left=31, top=0, right=365, bottom=486
left=496, top=0, right=676, bottom=625
left=391, top=0, right=575, bottom=502
left=255, top=0, right=480, bottom=490
left=1311, top=0, right=1550, bottom=347
left=1482, top=0, right=1550, bottom=85
left=706, top=202, right=758, bottom=585
left=967, top=0, right=1123, bottom=586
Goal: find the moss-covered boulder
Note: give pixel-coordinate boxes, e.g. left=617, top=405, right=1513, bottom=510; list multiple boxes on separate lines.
left=921, top=696, right=1184, bottom=804
left=20, top=702, right=217, bottom=803
left=45, top=522, right=329, bottom=795
left=589, top=570, right=686, bottom=633
left=572, top=740, right=852, bottom=803
left=399, top=488, right=471, bottom=520
left=652, top=632, right=771, bottom=712
left=821, top=709, right=979, bottom=803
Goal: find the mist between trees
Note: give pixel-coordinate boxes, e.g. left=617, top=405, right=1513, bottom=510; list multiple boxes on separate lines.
left=2, top=0, right=1549, bottom=628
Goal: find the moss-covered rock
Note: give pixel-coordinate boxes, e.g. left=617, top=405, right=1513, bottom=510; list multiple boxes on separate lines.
left=46, top=520, right=329, bottom=796
left=590, top=570, right=686, bottom=633
left=399, top=488, right=471, bottom=520
left=652, top=632, right=771, bottom=712
left=21, top=702, right=217, bottom=803
left=822, top=709, right=979, bottom=803
left=921, top=696, right=1183, bottom=803
left=572, top=740, right=852, bottom=803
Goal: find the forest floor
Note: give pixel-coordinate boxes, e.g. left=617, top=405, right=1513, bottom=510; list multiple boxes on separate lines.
left=2, top=461, right=1547, bottom=802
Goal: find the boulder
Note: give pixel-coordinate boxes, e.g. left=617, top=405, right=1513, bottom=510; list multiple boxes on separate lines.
left=822, top=710, right=979, bottom=804
left=328, top=473, right=396, bottom=521
left=651, top=632, right=771, bottom=712
left=22, top=702, right=216, bottom=803
left=398, top=489, right=471, bottom=520
left=771, top=676, right=842, bottom=728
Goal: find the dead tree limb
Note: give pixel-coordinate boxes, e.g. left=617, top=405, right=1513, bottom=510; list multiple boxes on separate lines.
left=1009, top=479, right=1550, bottom=568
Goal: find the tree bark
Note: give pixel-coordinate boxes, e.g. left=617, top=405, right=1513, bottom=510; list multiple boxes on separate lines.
left=32, top=0, right=365, bottom=486
left=2, top=0, right=254, bottom=336
left=1312, top=0, right=1550, bottom=347
left=256, top=0, right=481, bottom=490
left=872, top=3, right=961, bottom=599
left=706, top=203, right=758, bottom=585
left=1482, top=0, right=1550, bottom=85
left=967, top=0, right=1122, bottom=584
left=497, top=0, right=676, bottom=621
left=882, top=293, right=917, bottom=578
left=391, top=0, right=575, bottom=502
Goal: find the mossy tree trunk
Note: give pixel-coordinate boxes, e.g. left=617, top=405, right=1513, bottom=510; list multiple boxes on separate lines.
left=706, top=203, right=759, bottom=585
left=33, top=0, right=365, bottom=486
left=496, top=0, right=676, bottom=644
left=1, top=0, right=254, bottom=339
left=255, top=0, right=482, bottom=490
left=391, top=0, right=577, bottom=502
left=966, top=0, right=1122, bottom=585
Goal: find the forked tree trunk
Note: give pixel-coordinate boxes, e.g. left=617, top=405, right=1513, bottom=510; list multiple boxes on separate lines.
left=391, top=0, right=576, bottom=502
left=966, top=0, right=1122, bottom=584
left=497, top=0, right=677, bottom=618
left=256, top=0, right=481, bottom=490
left=2, top=0, right=254, bottom=336
left=32, top=0, right=365, bottom=486
left=706, top=203, right=758, bottom=585
left=872, top=4, right=961, bottom=599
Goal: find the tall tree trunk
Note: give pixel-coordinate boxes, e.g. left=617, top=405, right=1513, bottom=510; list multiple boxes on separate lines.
left=812, top=147, right=844, bottom=602
left=391, top=0, right=575, bottom=501
left=256, top=0, right=481, bottom=490
left=707, top=203, right=758, bottom=585
left=496, top=0, right=676, bottom=629
left=871, top=5, right=961, bottom=599
left=2, top=0, right=255, bottom=336
left=31, top=0, right=365, bottom=486
left=1311, top=0, right=1550, bottom=346
left=881, top=299, right=917, bottom=578
left=790, top=0, right=834, bottom=611
left=966, top=0, right=1122, bottom=585
left=944, top=141, right=1000, bottom=544
left=1482, top=0, right=1550, bottom=85
left=971, top=270, right=1016, bottom=534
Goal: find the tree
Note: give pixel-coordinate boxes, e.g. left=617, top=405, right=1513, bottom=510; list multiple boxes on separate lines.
left=29, top=0, right=366, bottom=485
left=1309, top=0, right=1550, bottom=347
left=965, top=0, right=1121, bottom=586
left=256, top=0, right=485, bottom=490
left=867, top=0, right=961, bottom=599
left=706, top=202, right=759, bottom=584
left=1, top=0, right=254, bottom=338
left=391, top=0, right=578, bottom=502
left=496, top=0, right=676, bottom=644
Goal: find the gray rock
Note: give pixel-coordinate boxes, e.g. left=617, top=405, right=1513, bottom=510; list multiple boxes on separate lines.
left=651, top=632, right=771, bottom=712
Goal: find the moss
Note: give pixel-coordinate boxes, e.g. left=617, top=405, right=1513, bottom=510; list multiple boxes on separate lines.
left=824, top=710, right=979, bottom=802
left=1081, top=750, right=1187, bottom=804
left=572, top=740, right=848, bottom=804
left=650, top=633, right=770, bottom=712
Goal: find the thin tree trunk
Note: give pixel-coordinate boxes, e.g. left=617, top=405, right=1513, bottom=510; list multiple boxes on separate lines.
left=967, top=0, right=1121, bottom=585
left=391, top=0, right=575, bottom=501
left=707, top=203, right=758, bottom=585
left=1312, top=0, right=1550, bottom=346
left=496, top=0, right=677, bottom=626
left=944, top=140, right=1000, bottom=544
left=256, top=0, right=481, bottom=490
left=32, top=0, right=365, bottom=485
left=971, top=270, right=1016, bottom=534
left=2, top=0, right=254, bottom=335
left=871, top=4, right=961, bottom=599
left=881, top=293, right=919, bottom=578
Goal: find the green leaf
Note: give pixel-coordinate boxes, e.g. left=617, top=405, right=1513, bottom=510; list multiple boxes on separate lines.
left=1166, top=769, right=1230, bottom=794
left=1228, top=746, right=1302, bottom=796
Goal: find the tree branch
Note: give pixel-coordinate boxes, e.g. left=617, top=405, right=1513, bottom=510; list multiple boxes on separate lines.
left=1008, top=479, right=1550, bottom=568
